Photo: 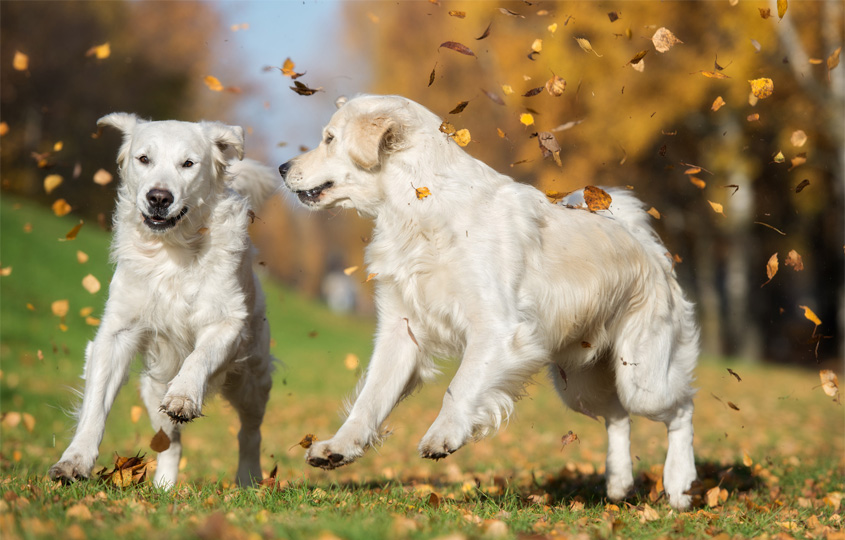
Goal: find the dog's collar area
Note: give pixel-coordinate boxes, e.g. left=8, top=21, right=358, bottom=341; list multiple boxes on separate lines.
left=142, top=206, right=189, bottom=231
left=296, top=181, right=333, bottom=204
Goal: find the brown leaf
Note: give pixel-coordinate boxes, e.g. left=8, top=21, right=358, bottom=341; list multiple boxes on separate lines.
left=647, top=207, right=661, bottom=219
left=439, top=41, right=476, bottom=57
left=150, top=428, right=171, bottom=452
left=708, top=200, right=725, bottom=216
left=689, top=176, right=706, bottom=189
left=448, top=101, right=469, bottom=114
left=727, top=368, right=742, bottom=382
left=819, top=370, right=840, bottom=399
left=403, top=317, right=420, bottom=350
left=626, top=50, right=649, bottom=66
left=761, top=252, right=778, bottom=287
left=64, top=220, right=84, bottom=241
left=828, top=46, right=842, bottom=72
left=759, top=7, right=772, bottom=19
left=290, top=80, right=322, bottom=96
left=652, top=27, right=682, bottom=52
left=439, top=121, right=456, bottom=135
left=428, top=63, right=436, bottom=87
left=607, top=11, right=620, bottom=22
left=727, top=401, right=740, bottom=411
left=523, top=87, right=543, bottom=97
left=448, top=10, right=465, bottom=18
left=52, top=199, right=72, bottom=217
left=789, top=153, right=807, bottom=171
left=795, top=179, right=810, bottom=193
left=545, top=75, right=566, bottom=97
left=584, top=186, right=612, bottom=212
left=784, top=249, right=804, bottom=271
left=560, top=430, right=579, bottom=449
left=481, top=88, right=505, bottom=106
left=476, top=22, right=492, bottom=40
left=537, top=132, right=561, bottom=167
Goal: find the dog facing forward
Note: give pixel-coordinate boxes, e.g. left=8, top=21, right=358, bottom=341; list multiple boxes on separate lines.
left=280, top=94, right=700, bottom=509
left=49, top=114, right=279, bottom=488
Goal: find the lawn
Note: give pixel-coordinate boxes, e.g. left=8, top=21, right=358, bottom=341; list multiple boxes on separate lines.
left=1, top=194, right=842, bottom=540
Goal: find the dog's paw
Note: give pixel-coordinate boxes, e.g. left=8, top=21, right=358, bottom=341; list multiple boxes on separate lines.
left=159, top=395, right=203, bottom=424
left=48, top=455, right=94, bottom=484
left=606, top=477, right=635, bottom=502
left=305, top=438, right=366, bottom=470
left=418, top=417, right=470, bottom=460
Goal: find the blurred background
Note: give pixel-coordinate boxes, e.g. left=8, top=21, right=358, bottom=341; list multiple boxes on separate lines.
left=2, top=0, right=843, bottom=366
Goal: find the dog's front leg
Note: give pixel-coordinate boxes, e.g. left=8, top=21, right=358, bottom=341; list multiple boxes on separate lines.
left=49, top=321, right=142, bottom=483
left=160, top=320, right=241, bottom=423
left=306, top=313, right=423, bottom=470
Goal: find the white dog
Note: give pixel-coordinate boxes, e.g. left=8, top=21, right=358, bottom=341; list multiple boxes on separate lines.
left=281, top=95, right=701, bottom=508
left=49, top=114, right=279, bottom=488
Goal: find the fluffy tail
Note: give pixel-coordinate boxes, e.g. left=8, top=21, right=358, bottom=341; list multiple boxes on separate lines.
left=228, top=159, right=281, bottom=211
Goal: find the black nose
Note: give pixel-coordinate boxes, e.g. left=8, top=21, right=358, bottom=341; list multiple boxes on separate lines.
left=146, top=188, right=174, bottom=209
left=278, top=161, right=291, bottom=179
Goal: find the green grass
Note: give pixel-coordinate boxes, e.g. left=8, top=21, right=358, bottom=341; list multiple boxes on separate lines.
left=1, top=194, right=843, bottom=539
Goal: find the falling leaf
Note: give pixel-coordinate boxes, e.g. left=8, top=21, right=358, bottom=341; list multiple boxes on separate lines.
left=742, top=450, right=753, bottom=466
left=498, top=7, right=522, bottom=17
left=415, top=186, right=432, bottom=199
left=819, top=370, right=839, bottom=399
left=759, top=7, right=772, bottom=19
left=150, top=428, right=171, bottom=452
left=551, top=119, right=583, bottom=132
left=706, top=486, right=721, bottom=507
left=727, top=401, right=740, bottom=411
left=448, top=101, right=469, bottom=114
left=80, top=306, right=94, bottom=317
left=76, top=251, right=89, bottom=264
left=482, top=88, right=505, bottom=105
left=608, top=11, right=620, bottom=22
left=82, top=274, right=101, bottom=294
left=476, top=22, right=492, bottom=40
left=711, top=96, right=726, bottom=111
left=295, top=434, right=318, bottom=449
left=519, top=113, right=534, bottom=126
left=343, top=265, right=359, bottom=276
left=652, top=27, right=682, bottom=53
left=631, top=58, right=645, bottom=73
left=204, top=75, right=224, bottom=92
left=728, top=368, right=742, bottom=382
left=547, top=22, right=558, bottom=34
left=523, top=87, right=543, bottom=97
left=0, top=267, right=11, bottom=277
left=708, top=200, right=725, bottom=215
left=93, top=169, right=113, bottom=186
left=747, top=113, right=760, bottom=122
left=537, top=132, right=561, bottom=166
left=344, top=353, right=359, bottom=370
left=53, top=141, right=63, bottom=152
left=131, top=406, right=143, bottom=424
left=647, top=207, right=661, bottom=219
left=0, top=122, right=8, bottom=136
left=828, top=46, right=842, bottom=73
left=402, top=317, right=420, bottom=350
left=448, top=10, right=466, bottom=18
left=699, top=70, right=730, bottom=79
left=531, top=39, right=543, bottom=53
left=278, top=57, right=306, bottom=79
left=451, top=129, right=471, bottom=147
left=365, top=273, right=378, bottom=282
left=44, top=174, right=63, bottom=195
left=496, top=128, right=506, bottom=138
left=773, top=151, right=786, bottom=163
left=575, top=37, right=602, bottom=57
left=545, top=75, right=566, bottom=97
left=789, top=153, right=807, bottom=171
left=439, top=41, right=476, bottom=57
left=85, top=43, right=111, bottom=60
left=584, top=186, right=612, bottom=212
left=762, top=253, right=778, bottom=287
left=749, top=78, right=774, bottom=99
left=777, top=0, right=788, bottom=19
left=799, top=305, right=821, bottom=326
left=64, top=221, right=84, bottom=241
left=428, top=63, right=436, bottom=87
left=784, top=249, right=804, bottom=271
left=13, top=51, right=28, bottom=71
left=51, top=299, right=69, bottom=318
left=439, top=121, right=456, bottom=135
left=626, top=50, right=648, bottom=66
left=795, top=179, right=810, bottom=193
left=560, top=431, right=579, bottom=449
left=290, top=80, right=322, bottom=96
left=22, top=413, right=35, bottom=432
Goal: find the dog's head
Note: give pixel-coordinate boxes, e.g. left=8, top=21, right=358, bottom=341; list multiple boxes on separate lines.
left=98, top=113, right=244, bottom=233
left=279, top=95, right=452, bottom=217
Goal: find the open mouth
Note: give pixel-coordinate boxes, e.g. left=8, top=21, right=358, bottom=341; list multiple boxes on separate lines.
left=142, top=207, right=189, bottom=231
left=295, top=181, right=333, bottom=204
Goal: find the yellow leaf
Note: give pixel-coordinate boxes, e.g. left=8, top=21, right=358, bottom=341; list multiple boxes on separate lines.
left=281, top=57, right=297, bottom=77
left=85, top=43, right=111, bottom=60
left=82, top=274, right=101, bottom=294
left=344, top=353, right=359, bottom=370
left=204, top=75, right=224, bottom=92
left=708, top=200, right=725, bottom=215
left=799, top=305, right=821, bottom=326
left=763, top=252, right=778, bottom=286
left=76, top=250, right=89, bottom=264
left=44, top=174, right=63, bottom=195
left=711, top=96, right=726, bottom=111
left=748, top=78, right=774, bottom=99
left=415, top=186, right=432, bottom=199
left=93, top=168, right=113, bottom=186
left=365, top=272, right=378, bottom=282
left=79, top=306, right=94, bottom=317
left=343, top=265, right=359, bottom=276
left=450, top=128, right=471, bottom=147
left=85, top=317, right=100, bottom=326
left=819, top=370, right=839, bottom=399
left=828, top=46, right=841, bottom=72
left=531, top=39, right=542, bottom=53
left=773, top=151, right=785, bottom=163
left=647, top=207, right=661, bottom=219
left=13, top=51, right=28, bottom=71
left=519, top=113, right=534, bottom=126
left=742, top=450, right=753, bottom=467
left=548, top=23, right=558, bottom=34
left=501, top=84, right=514, bottom=95
left=575, top=37, right=602, bottom=57
left=51, top=299, right=69, bottom=318
left=296, top=434, right=318, bottom=449
left=699, top=70, right=729, bottom=79
left=0, top=267, right=11, bottom=277
left=689, top=176, right=706, bottom=189
left=496, top=128, right=506, bottom=138
left=438, top=121, right=456, bottom=135
left=53, top=141, right=63, bottom=152
left=230, top=23, right=249, bottom=31
left=777, top=0, right=788, bottom=19
left=584, top=186, right=612, bottom=212
left=52, top=199, right=72, bottom=217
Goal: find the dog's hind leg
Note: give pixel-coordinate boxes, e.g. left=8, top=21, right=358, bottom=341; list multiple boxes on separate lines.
left=222, top=356, right=273, bottom=487
left=550, top=361, right=634, bottom=502
left=140, top=374, right=183, bottom=489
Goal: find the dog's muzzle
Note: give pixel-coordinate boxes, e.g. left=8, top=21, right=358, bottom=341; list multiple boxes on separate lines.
left=294, top=181, right=333, bottom=205
left=142, top=188, right=188, bottom=231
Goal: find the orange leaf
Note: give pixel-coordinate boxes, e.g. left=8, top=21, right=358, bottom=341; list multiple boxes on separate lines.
left=52, top=199, right=72, bottom=217
left=708, top=200, right=725, bottom=216
left=150, top=428, right=171, bottom=452
left=204, top=75, right=224, bottom=92
left=584, top=186, right=612, bottom=212
left=799, top=305, right=821, bottom=326
left=748, top=78, right=774, bottom=99
left=13, top=51, right=28, bottom=71
left=711, top=96, right=726, bottom=111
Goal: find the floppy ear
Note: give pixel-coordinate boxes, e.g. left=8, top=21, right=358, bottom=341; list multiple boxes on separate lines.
left=97, top=113, right=144, bottom=169
left=348, top=114, right=403, bottom=170
left=202, top=121, right=245, bottom=161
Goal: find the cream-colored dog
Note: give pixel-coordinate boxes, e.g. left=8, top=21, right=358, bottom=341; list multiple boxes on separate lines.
left=49, top=114, right=278, bottom=488
left=280, top=95, right=699, bottom=509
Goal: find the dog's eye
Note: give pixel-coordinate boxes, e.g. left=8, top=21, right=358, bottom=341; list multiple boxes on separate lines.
left=138, top=155, right=149, bottom=164
left=324, top=133, right=334, bottom=145
left=182, top=160, right=194, bottom=168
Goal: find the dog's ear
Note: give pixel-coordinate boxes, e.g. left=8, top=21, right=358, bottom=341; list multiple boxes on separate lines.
left=97, top=113, right=144, bottom=169
left=202, top=122, right=245, bottom=161
left=348, top=114, right=403, bottom=170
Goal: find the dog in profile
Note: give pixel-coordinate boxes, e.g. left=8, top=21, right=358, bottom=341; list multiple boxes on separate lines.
left=279, top=94, right=700, bottom=509
left=49, top=114, right=279, bottom=488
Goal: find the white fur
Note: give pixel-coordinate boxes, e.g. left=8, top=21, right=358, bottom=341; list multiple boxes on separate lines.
left=49, top=114, right=279, bottom=489
left=280, top=94, right=699, bottom=509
